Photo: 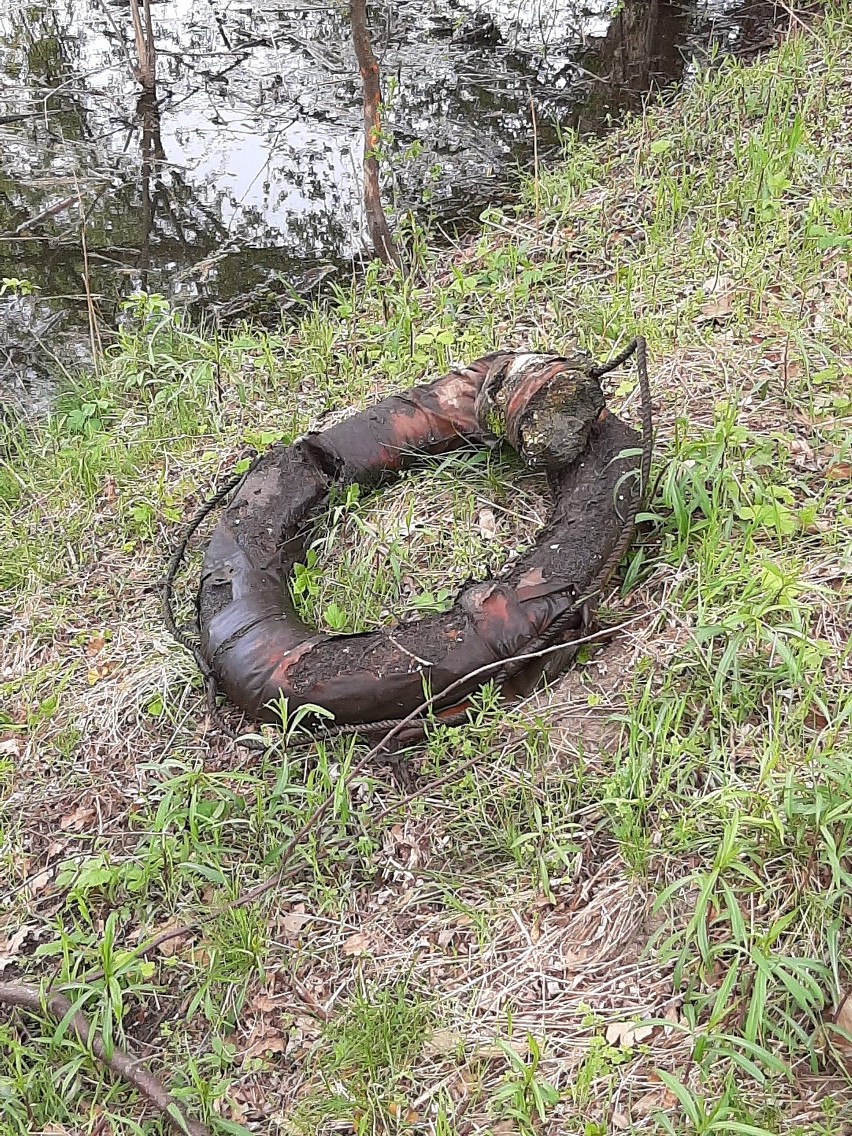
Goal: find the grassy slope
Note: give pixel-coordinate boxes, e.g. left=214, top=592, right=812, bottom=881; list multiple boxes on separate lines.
left=2, top=7, right=852, bottom=1134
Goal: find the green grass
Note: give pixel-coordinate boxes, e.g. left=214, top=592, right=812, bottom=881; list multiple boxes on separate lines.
left=2, top=6, right=852, bottom=1134
left=290, top=449, right=548, bottom=632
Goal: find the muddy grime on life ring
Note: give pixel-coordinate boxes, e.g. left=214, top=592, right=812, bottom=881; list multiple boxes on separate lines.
left=196, top=349, right=645, bottom=729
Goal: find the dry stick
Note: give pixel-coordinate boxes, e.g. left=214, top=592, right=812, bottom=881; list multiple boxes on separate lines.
left=142, top=0, right=156, bottom=78
left=0, top=982, right=210, bottom=1136
left=12, top=194, right=78, bottom=236
left=529, top=88, right=540, bottom=229
left=774, top=0, right=825, bottom=46
left=349, top=0, right=400, bottom=267
left=75, top=174, right=103, bottom=364
left=91, top=0, right=137, bottom=77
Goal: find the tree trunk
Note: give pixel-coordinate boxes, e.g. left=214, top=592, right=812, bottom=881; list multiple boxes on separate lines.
left=138, top=90, right=165, bottom=285
left=130, top=0, right=156, bottom=92
left=600, top=0, right=689, bottom=93
left=349, top=0, right=401, bottom=268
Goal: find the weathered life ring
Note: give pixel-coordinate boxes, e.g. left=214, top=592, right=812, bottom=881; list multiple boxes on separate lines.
left=197, top=347, right=650, bottom=728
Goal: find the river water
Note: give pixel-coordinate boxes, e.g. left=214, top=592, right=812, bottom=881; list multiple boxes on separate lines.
left=0, top=0, right=784, bottom=410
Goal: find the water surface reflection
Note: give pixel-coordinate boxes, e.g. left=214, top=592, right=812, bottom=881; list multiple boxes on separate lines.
left=0, top=0, right=785, bottom=406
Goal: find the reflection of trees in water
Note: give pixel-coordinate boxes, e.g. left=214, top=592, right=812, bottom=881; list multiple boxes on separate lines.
left=596, top=0, right=688, bottom=90
left=0, top=0, right=783, bottom=329
left=573, top=0, right=690, bottom=132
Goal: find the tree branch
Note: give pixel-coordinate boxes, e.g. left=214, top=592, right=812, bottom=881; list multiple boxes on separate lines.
left=0, top=982, right=210, bottom=1136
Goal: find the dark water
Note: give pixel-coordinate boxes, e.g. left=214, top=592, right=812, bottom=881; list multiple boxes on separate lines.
left=0, top=0, right=785, bottom=411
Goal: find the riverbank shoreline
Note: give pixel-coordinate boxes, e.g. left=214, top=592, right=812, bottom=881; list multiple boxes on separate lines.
left=0, top=0, right=787, bottom=394
left=2, top=6, right=851, bottom=1133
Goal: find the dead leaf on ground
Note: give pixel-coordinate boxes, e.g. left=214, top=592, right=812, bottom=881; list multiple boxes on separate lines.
left=221, top=1094, right=247, bottom=1124
left=605, top=1020, right=655, bottom=1048
left=27, top=867, right=53, bottom=898
left=89, top=660, right=120, bottom=685
left=663, top=1003, right=682, bottom=1030
left=243, top=1024, right=289, bottom=1061
left=60, top=803, right=96, bottom=832
left=252, top=991, right=279, bottom=1013
left=0, top=924, right=37, bottom=972
left=342, top=930, right=372, bottom=956
left=611, top=1109, right=631, bottom=1129
left=634, top=1086, right=677, bottom=1116
left=478, top=507, right=498, bottom=539
left=189, top=945, right=211, bottom=967
left=155, top=923, right=193, bottom=957
left=826, top=463, right=852, bottom=480
left=281, top=909, right=310, bottom=938
left=789, top=436, right=817, bottom=466
left=388, top=1101, right=419, bottom=1123
left=830, top=990, right=852, bottom=1054
left=0, top=737, right=21, bottom=758
left=803, top=705, right=829, bottom=730
left=703, top=272, right=734, bottom=293
left=698, top=273, right=736, bottom=324
left=423, top=1027, right=465, bottom=1057
left=698, top=293, right=734, bottom=323
left=85, top=633, right=107, bottom=657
